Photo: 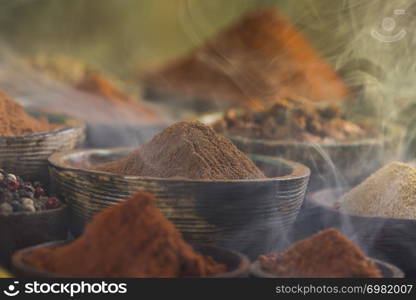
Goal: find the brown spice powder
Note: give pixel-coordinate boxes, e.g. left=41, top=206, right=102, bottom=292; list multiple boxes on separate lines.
left=259, top=229, right=382, bottom=278
left=96, top=121, right=266, bottom=180
left=23, top=192, right=226, bottom=277
left=337, top=162, right=416, bottom=219
left=0, top=91, right=56, bottom=136
left=143, top=8, right=349, bottom=109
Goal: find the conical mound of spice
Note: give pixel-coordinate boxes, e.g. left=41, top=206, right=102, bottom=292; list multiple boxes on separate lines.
left=337, top=162, right=416, bottom=219
left=143, top=8, right=349, bottom=109
left=0, top=91, right=56, bottom=136
left=76, top=74, right=162, bottom=123
left=96, top=121, right=266, bottom=180
left=259, top=229, right=382, bottom=278
left=22, top=192, right=226, bottom=277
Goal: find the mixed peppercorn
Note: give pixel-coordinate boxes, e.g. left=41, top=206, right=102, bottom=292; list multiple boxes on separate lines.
left=0, top=169, right=61, bottom=214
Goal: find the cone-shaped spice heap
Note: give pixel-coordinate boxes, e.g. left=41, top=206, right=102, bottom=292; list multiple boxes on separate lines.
left=0, top=91, right=56, bottom=136
left=337, top=162, right=416, bottom=219
left=22, top=192, right=226, bottom=277
left=96, top=121, right=266, bottom=180
left=259, top=229, right=382, bottom=278
left=144, top=8, right=349, bottom=109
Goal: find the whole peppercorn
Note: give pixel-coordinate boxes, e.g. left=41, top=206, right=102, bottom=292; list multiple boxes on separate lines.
left=21, top=198, right=35, bottom=207
left=46, top=197, right=61, bottom=210
left=34, top=187, right=45, bottom=198
left=0, top=202, right=13, bottom=214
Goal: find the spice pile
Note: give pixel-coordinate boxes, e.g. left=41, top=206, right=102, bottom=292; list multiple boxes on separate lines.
left=29, top=54, right=161, bottom=124
left=22, top=192, right=226, bottom=277
left=95, top=121, right=266, bottom=180
left=213, top=98, right=375, bottom=142
left=337, top=162, right=416, bottom=219
left=143, top=8, right=349, bottom=110
left=259, top=229, right=382, bottom=278
left=0, top=169, right=61, bottom=214
left=0, top=91, right=56, bottom=136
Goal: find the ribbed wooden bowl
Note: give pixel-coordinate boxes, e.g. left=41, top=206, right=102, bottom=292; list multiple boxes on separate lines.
left=12, top=241, right=250, bottom=278
left=250, top=258, right=404, bottom=278
left=0, top=205, right=69, bottom=269
left=0, top=110, right=85, bottom=183
left=302, top=188, right=416, bottom=277
left=221, top=127, right=403, bottom=191
left=48, top=148, right=310, bottom=258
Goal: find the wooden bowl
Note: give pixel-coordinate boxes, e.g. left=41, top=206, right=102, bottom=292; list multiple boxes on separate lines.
left=48, top=148, right=310, bottom=259
left=250, top=258, right=404, bottom=278
left=301, top=188, right=416, bottom=277
left=0, top=205, right=69, bottom=269
left=12, top=241, right=250, bottom=278
left=0, top=110, right=85, bottom=183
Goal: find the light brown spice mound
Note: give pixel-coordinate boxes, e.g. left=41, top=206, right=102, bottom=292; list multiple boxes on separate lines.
left=0, top=91, right=56, bottom=136
left=96, top=121, right=266, bottom=180
left=23, top=192, right=226, bottom=277
left=259, top=229, right=382, bottom=278
left=337, top=162, right=416, bottom=219
left=143, top=8, right=349, bottom=109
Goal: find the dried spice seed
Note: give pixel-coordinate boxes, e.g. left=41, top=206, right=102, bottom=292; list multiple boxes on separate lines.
left=337, top=162, right=416, bottom=219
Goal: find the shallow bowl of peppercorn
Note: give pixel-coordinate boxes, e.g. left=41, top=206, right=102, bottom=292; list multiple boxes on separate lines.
left=299, top=188, right=416, bottom=278
left=48, top=147, right=310, bottom=259
left=0, top=109, right=86, bottom=184
left=12, top=242, right=250, bottom=278
left=203, top=111, right=404, bottom=191
left=249, top=258, right=404, bottom=278
left=0, top=169, right=69, bottom=269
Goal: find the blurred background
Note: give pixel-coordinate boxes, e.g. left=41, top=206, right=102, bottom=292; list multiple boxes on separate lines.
left=0, top=0, right=415, bottom=146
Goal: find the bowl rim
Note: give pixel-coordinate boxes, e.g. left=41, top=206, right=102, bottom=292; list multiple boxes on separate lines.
left=12, top=240, right=250, bottom=278
left=48, top=147, right=311, bottom=183
left=308, top=187, right=416, bottom=223
left=0, top=110, right=86, bottom=140
left=0, top=203, right=68, bottom=217
left=249, top=258, right=404, bottom=278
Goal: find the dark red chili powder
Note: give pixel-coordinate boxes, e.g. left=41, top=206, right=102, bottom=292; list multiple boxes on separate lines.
left=22, top=192, right=226, bottom=277
left=259, top=229, right=382, bottom=278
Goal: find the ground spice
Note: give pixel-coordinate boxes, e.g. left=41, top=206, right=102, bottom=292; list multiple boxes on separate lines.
left=95, top=120, right=266, bottom=180
left=29, top=54, right=161, bottom=123
left=76, top=74, right=161, bottom=123
left=337, top=162, right=416, bottom=219
left=0, top=91, right=56, bottom=136
left=259, top=229, right=382, bottom=278
left=143, top=8, right=349, bottom=110
left=213, top=97, right=375, bottom=142
left=23, top=192, right=226, bottom=277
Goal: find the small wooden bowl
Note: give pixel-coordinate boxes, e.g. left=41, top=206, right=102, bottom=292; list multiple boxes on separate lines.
left=0, top=205, right=69, bottom=269
left=48, top=148, right=310, bottom=259
left=12, top=241, right=250, bottom=278
left=250, top=258, right=404, bottom=278
left=0, top=110, right=85, bottom=183
left=302, top=188, right=416, bottom=277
